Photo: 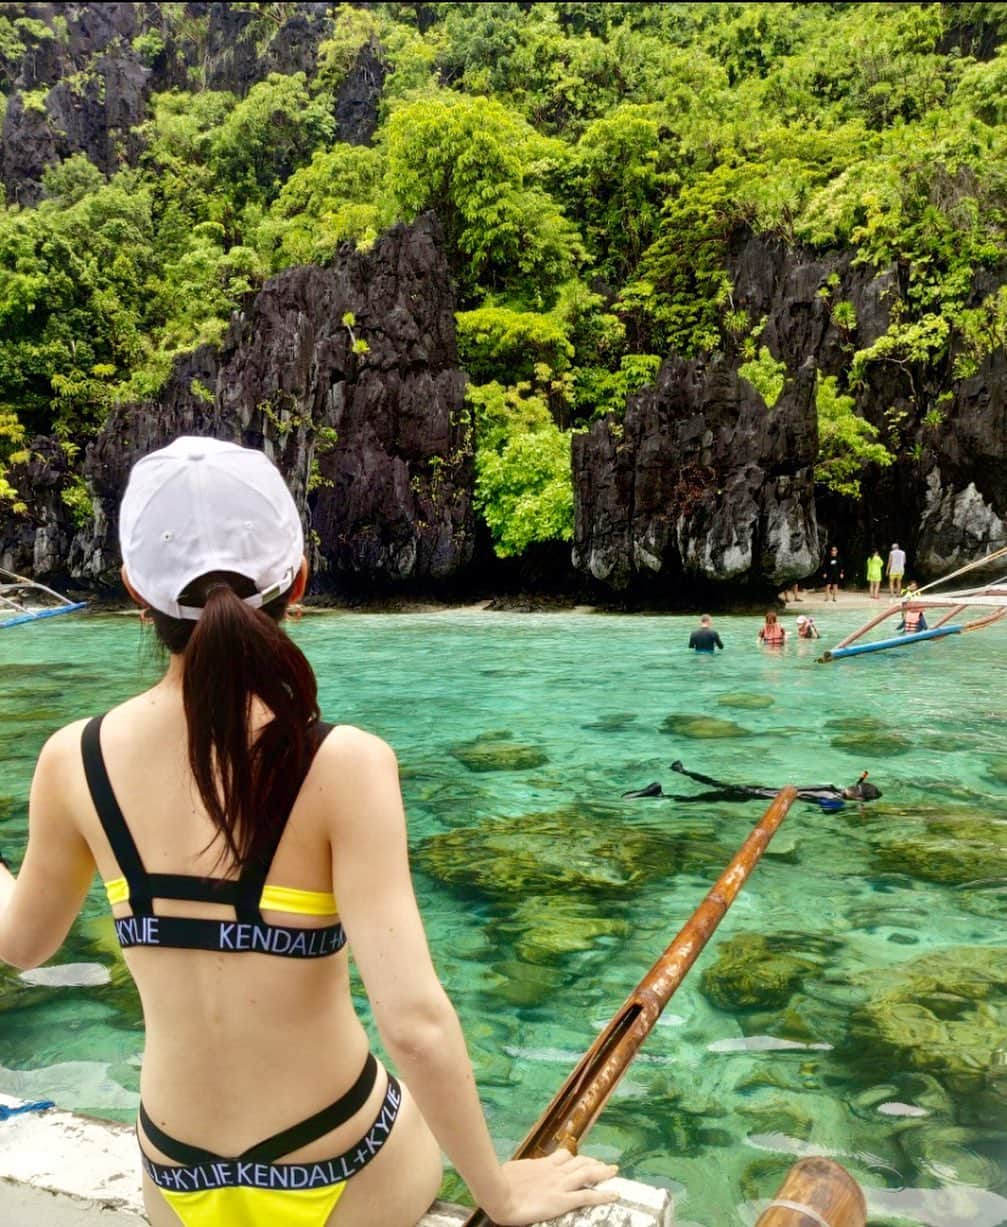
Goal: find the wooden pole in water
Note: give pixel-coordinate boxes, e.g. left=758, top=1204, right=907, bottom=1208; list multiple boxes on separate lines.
left=755, top=1156, right=866, bottom=1227
left=911, top=543, right=1007, bottom=598
left=462, top=786, right=798, bottom=1227
left=962, top=606, right=1007, bottom=633
left=831, top=603, right=900, bottom=650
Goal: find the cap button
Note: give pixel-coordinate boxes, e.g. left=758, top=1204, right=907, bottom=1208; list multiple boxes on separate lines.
left=187, top=450, right=205, bottom=461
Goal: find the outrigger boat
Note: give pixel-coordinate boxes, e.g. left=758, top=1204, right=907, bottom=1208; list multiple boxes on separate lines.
left=0, top=566, right=87, bottom=629
left=819, top=546, right=1007, bottom=662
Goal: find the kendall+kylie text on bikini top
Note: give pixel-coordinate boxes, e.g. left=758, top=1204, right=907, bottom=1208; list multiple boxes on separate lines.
left=81, top=714, right=346, bottom=959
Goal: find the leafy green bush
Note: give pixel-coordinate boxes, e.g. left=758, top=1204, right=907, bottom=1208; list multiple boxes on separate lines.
left=815, top=373, right=893, bottom=498
left=470, top=381, right=574, bottom=556
left=738, top=347, right=787, bottom=409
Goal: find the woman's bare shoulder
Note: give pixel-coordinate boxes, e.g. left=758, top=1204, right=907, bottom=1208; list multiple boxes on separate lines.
left=37, top=717, right=93, bottom=764
left=316, top=724, right=399, bottom=771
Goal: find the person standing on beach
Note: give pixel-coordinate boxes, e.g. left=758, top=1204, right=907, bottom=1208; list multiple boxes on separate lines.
left=822, top=546, right=843, bottom=602
left=688, top=614, right=724, bottom=652
left=887, top=542, right=906, bottom=596
left=866, top=549, right=883, bottom=599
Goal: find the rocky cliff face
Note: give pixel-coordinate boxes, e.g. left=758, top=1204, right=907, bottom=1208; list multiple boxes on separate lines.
left=573, top=229, right=1006, bottom=597
left=0, top=437, right=75, bottom=580
left=2, top=215, right=474, bottom=594
left=0, top=2, right=342, bottom=205
left=729, top=231, right=1006, bottom=577
left=573, top=356, right=819, bottom=598
left=916, top=350, right=1007, bottom=574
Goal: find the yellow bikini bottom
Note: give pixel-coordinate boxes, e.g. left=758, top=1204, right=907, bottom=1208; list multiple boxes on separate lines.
left=142, top=1071, right=402, bottom=1227
left=159, top=1183, right=346, bottom=1227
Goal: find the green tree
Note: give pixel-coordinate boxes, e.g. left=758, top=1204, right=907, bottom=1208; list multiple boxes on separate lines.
left=469, top=380, right=574, bottom=556
left=815, top=373, right=893, bottom=497
left=209, top=73, right=335, bottom=210
left=256, top=144, right=389, bottom=268
left=384, top=92, right=583, bottom=302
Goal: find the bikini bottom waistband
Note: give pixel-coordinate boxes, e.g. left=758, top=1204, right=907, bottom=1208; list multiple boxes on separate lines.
left=142, top=1073, right=402, bottom=1194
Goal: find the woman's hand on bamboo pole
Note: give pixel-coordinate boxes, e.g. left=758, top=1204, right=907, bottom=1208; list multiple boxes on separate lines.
left=485, top=1149, right=620, bottom=1225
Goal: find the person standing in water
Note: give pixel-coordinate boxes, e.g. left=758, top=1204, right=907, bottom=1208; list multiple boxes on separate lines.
left=796, top=614, right=820, bottom=639
left=688, top=614, right=724, bottom=652
left=887, top=542, right=906, bottom=596
left=898, top=581, right=929, bottom=633
left=0, top=437, right=617, bottom=1227
left=866, top=549, right=883, bottom=599
left=758, top=610, right=787, bottom=645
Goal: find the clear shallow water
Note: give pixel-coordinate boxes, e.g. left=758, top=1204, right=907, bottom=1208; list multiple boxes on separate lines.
left=1, top=610, right=1006, bottom=1226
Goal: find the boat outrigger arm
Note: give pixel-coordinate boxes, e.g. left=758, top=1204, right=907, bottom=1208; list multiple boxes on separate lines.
left=819, top=546, right=1007, bottom=662
left=0, top=566, right=87, bottom=629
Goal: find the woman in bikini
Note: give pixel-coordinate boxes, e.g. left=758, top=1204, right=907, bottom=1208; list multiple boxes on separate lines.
left=0, top=437, right=616, bottom=1227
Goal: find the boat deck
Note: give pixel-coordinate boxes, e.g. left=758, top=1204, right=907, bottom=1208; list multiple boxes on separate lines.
left=0, top=1095, right=673, bottom=1226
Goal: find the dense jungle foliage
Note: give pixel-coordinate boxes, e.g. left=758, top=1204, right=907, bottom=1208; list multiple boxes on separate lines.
left=2, top=2, right=1007, bottom=553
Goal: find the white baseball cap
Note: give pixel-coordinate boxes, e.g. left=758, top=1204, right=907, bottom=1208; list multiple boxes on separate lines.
left=796, top=615, right=808, bottom=625
left=119, top=436, right=304, bottom=620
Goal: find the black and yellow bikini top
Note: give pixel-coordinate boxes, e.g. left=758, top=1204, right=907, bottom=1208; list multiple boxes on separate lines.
left=81, top=715, right=346, bottom=959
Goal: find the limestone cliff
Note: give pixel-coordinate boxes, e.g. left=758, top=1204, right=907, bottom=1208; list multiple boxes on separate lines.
left=1, top=215, right=474, bottom=594
left=0, top=2, right=364, bottom=205
left=729, top=231, right=1006, bottom=576
left=571, top=230, right=1005, bottom=597
left=573, top=356, right=819, bottom=598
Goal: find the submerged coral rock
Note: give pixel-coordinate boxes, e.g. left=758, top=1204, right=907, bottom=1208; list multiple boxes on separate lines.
left=873, top=813, right=1007, bottom=885
left=700, top=934, right=822, bottom=1012
left=985, top=760, right=1007, bottom=786
left=500, top=895, right=632, bottom=963
left=716, top=692, right=776, bottom=710
left=417, top=808, right=726, bottom=897
left=850, top=947, right=1007, bottom=1095
left=958, top=880, right=1007, bottom=921
left=830, top=730, right=911, bottom=756
left=449, top=732, right=549, bottom=773
left=660, top=713, right=752, bottom=738
left=581, top=712, right=640, bottom=731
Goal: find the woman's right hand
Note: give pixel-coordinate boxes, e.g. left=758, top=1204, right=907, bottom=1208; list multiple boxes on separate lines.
left=484, top=1149, right=620, bottom=1225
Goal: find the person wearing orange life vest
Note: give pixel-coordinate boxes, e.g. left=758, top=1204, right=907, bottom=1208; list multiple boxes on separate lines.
left=898, top=581, right=928, bottom=634
left=757, top=610, right=787, bottom=646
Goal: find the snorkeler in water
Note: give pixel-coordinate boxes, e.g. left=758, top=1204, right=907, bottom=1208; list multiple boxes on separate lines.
left=623, top=761, right=881, bottom=806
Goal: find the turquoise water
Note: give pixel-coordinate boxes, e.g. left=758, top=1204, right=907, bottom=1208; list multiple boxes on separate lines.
left=1, top=610, right=1006, bottom=1226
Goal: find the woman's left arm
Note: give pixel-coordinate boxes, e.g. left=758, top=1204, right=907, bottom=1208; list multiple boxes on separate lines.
left=0, top=723, right=95, bottom=970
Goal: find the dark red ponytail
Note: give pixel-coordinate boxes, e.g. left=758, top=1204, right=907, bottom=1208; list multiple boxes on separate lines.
left=150, top=573, right=318, bottom=870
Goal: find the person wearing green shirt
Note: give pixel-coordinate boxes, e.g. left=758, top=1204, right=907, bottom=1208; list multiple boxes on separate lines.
left=866, top=549, right=883, bottom=599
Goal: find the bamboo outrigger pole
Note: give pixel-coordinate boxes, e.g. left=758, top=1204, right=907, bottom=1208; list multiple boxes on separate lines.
left=463, top=786, right=798, bottom=1227
left=0, top=565, right=78, bottom=608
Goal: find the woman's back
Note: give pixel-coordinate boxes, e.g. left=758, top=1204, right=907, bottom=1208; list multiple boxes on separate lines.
left=77, top=691, right=369, bottom=1147
left=0, top=436, right=617, bottom=1227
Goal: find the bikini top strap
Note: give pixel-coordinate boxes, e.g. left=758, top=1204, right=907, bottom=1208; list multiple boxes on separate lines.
left=235, top=720, right=335, bottom=922
left=81, top=715, right=153, bottom=917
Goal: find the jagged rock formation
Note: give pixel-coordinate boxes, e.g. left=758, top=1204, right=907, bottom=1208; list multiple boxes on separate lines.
left=1, top=216, right=474, bottom=593
left=729, top=231, right=1006, bottom=577
left=0, top=2, right=339, bottom=205
left=573, top=229, right=1006, bottom=597
left=0, top=437, right=74, bottom=579
left=334, top=38, right=387, bottom=145
left=204, top=1, right=332, bottom=94
left=916, top=356, right=1007, bottom=573
left=573, top=356, right=819, bottom=597
left=211, top=216, right=473, bottom=589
